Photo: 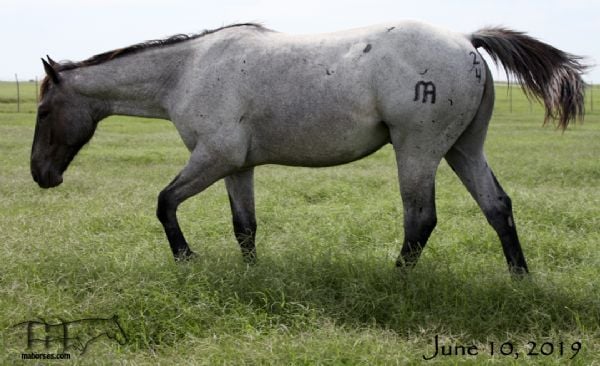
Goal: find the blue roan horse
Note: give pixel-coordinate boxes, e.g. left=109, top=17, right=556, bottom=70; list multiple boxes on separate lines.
left=31, top=21, right=586, bottom=274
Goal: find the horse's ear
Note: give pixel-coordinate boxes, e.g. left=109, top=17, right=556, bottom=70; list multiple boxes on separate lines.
left=46, top=55, right=57, bottom=67
left=41, top=58, right=60, bottom=84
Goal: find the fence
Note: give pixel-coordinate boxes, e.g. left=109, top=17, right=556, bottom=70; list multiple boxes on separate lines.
left=0, top=77, right=40, bottom=114
left=0, top=77, right=598, bottom=115
left=494, top=82, right=597, bottom=116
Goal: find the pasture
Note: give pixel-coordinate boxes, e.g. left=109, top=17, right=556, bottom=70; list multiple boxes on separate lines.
left=1, top=81, right=598, bottom=364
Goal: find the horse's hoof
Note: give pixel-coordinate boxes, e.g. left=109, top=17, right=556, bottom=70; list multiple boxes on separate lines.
left=509, top=265, right=529, bottom=279
left=395, top=256, right=416, bottom=268
left=242, top=250, right=257, bottom=265
left=174, top=249, right=198, bottom=262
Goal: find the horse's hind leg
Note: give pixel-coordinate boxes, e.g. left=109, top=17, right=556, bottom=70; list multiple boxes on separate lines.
left=444, top=78, right=528, bottom=274
left=392, top=147, right=440, bottom=268
left=224, top=168, right=257, bottom=263
left=445, top=148, right=528, bottom=274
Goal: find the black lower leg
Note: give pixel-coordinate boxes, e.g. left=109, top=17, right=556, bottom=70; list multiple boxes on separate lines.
left=233, top=225, right=256, bottom=262
left=157, top=190, right=195, bottom=261
left=487, top=173, right=528, bottom=274
left=397, top=225, right=437, bottom=267
left=397, top=208, right=437, bottom=267
left=487, top=209, right=528, bottom=274
left=499, top=229, right=528, bottom=275
left=228, top=193, right=257, bottom=263
left=163, top=222, right=196, bottom=260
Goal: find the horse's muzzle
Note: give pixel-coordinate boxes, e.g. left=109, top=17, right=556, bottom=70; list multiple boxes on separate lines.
left=31, top=164, right=63, bottom=189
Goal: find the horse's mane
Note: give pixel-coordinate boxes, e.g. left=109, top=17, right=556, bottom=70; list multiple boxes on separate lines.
left=56, top=23, right=265, bottom=72
left=40, top=23, right=266, bottom=97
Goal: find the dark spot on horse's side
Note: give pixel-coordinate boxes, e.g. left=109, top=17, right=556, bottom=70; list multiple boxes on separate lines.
left=448, top=98, right=454, bottom=106
left=326, top=68, right=335, bottom=76
left=363, top=44, right=372, bottom=53
left=239, top=114, right=246, bottom=123
left=419, top=68, right=428, bottom=75
left=431, top=120, right=436, bottom=123
left=243, top=60, right=246, bottom=64
left=387, top=26, right=395, bottom=32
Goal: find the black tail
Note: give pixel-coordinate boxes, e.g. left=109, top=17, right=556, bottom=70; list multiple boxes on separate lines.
left=470, top=27, right=587, bottom=129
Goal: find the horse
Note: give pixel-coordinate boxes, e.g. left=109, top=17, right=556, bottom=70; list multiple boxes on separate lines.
left=31, top=21, right=586, bottom=275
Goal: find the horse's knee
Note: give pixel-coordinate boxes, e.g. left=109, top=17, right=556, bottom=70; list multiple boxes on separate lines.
left=406, top=207, right=437, bottom=236
left=156, top=189, right=175, bottom=224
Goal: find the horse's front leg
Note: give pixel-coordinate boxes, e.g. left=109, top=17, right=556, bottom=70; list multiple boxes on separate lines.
left=156, top=146, right=236, bottom=261
left=225, top=168, right=257, bottom=263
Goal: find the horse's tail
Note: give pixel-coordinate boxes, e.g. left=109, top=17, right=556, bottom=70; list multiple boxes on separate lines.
left=470, top=27, right=588, bottom=129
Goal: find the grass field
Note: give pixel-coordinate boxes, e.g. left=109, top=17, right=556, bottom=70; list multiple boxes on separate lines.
left=1, top=81, right=599, bottom=365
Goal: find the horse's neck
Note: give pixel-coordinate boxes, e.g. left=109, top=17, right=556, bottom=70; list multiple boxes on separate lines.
left=66, top=47, right=188, bottom=120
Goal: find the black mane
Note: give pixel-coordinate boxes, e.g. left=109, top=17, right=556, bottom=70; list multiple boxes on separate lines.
left=54, top=23, right=266, bottom=72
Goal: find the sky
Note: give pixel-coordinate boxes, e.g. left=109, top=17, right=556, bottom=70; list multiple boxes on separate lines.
left=1, top=0, right=598, bottom=82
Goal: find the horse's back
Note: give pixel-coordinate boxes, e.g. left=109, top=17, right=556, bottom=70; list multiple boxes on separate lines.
left=248, top=20, right=486, bottom=128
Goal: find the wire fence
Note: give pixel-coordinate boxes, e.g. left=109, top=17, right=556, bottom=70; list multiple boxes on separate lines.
left=0, top=77, right=598, bottom=116
left=0, top=77, right=40, bottom=114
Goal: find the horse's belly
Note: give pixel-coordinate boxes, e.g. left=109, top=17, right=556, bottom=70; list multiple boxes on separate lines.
left=250, top=120, right=390, bottom=167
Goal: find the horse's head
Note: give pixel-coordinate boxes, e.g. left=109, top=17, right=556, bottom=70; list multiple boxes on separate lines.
left=31, top=58, right=100, bottom=188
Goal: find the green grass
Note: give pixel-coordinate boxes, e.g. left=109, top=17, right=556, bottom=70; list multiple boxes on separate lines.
left=0, top=82, right=599, bottom=365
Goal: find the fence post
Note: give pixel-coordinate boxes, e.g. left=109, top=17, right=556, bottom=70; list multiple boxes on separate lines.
left=15, top=74, right=20, bottom=113
left=591, top=82, right=594, bottom=113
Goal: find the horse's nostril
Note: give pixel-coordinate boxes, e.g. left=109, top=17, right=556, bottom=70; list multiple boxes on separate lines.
left=45, top=169, right=61, bottom=186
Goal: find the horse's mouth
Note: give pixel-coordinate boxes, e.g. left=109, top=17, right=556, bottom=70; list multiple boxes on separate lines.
left=32, top=168, right=63, bottom=189
left=37, top=176, right=63, bottom=188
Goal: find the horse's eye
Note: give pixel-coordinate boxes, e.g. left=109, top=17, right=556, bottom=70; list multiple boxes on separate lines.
left=38, top=109, right=50, bottom=119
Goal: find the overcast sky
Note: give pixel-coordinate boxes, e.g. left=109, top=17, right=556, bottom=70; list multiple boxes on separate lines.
left=2, top=0, right=598, bottom=82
